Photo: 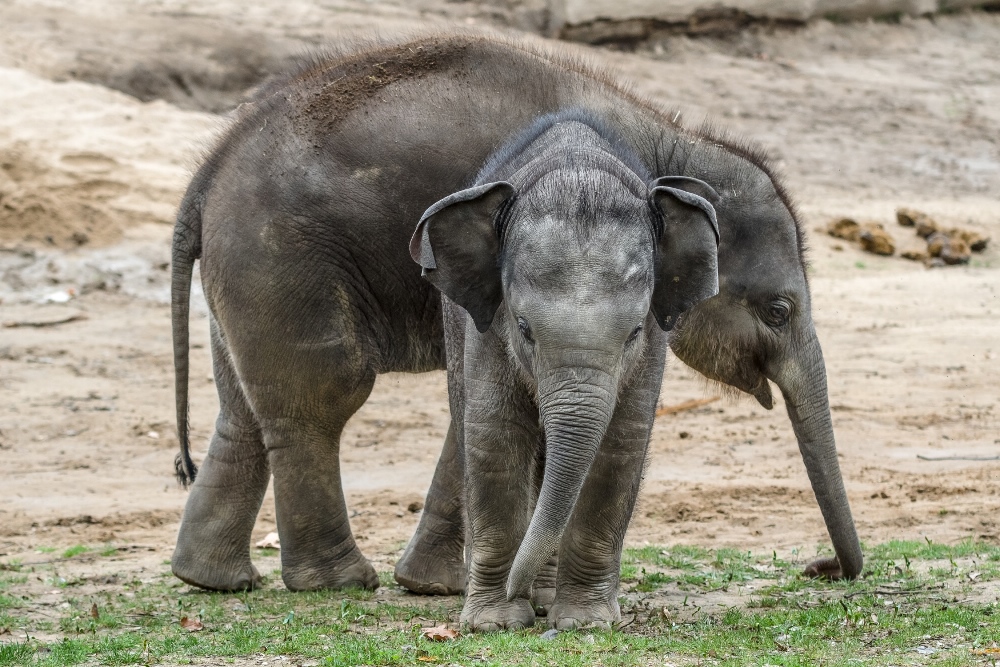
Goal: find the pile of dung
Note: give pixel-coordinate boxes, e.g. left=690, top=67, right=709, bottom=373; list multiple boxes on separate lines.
left=827, top=209, right=989, bottom=267
left=827, top=218, right=896, bottom=255
left=896, top=209, right=989, bottom=266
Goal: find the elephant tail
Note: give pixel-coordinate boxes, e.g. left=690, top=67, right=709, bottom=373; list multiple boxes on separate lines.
left=171, top=192, right=203, bottom=488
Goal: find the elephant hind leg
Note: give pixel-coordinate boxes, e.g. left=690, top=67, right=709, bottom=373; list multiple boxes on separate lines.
left=254, top=358, right=379, bottom=592
left=172, top=322, right=269, bottom=591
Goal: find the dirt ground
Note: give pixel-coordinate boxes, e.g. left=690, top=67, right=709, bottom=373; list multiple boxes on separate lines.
left=1, top=0, right=998, bottom=617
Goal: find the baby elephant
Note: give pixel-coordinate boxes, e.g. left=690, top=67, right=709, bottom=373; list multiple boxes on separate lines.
left=410, top=114, right=719, bottom=630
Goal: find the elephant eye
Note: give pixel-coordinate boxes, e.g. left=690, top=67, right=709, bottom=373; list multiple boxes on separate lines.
left=766, top=300, right=791, bottom=327
left=626, top=325, right=643, bottom=345
left=517, top=317, right=534, bottom=344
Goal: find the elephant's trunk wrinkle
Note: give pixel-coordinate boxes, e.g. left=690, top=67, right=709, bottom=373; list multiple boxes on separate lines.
left=505, top=368, right=616, bottom=601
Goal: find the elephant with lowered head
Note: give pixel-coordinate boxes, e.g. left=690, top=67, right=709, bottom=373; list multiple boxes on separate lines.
left=410, top=115, right=720, bottom=630
left=169, top=33, right=861, bottom=622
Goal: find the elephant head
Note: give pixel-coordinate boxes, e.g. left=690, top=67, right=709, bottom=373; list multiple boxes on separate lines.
left=409, top=120, right=721, bottom=600
left=667, top=172, right=863, bottom=580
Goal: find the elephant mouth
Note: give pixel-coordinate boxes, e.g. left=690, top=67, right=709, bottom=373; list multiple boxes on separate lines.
left=748, top=375, right=774, bottom=409
left=668, top=303, right=774, bottom=410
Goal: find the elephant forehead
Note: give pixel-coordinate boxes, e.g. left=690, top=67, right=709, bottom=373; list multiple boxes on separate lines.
left=505, top=215, right=653, bottom=293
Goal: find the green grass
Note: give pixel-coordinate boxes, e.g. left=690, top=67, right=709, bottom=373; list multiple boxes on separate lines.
left=0, top=540, right=998, bottom=666
left=59, top=547, right=88, bottom=560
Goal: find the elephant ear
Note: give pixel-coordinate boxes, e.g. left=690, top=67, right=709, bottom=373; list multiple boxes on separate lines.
left=409, top=181, right=515, bottom=333
left=649, top=176, right=721, bottom=331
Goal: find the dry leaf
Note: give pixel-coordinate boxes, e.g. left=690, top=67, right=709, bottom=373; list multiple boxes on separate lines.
left=416, top=657, right=438, bottom=663
left=972, top=648, right=1000, bottom=655
left=421, top=625, right=460, bottom=641
left=90, top=603, right=99, bottom=619
left=180, top=616, right=204, bottom=631
left=255, top=532, right=280, bottom=549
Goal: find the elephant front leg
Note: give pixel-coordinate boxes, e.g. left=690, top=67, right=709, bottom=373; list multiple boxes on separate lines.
left=548, top=334, right=666, bottom=629
left=460, top=370, right=541, bottom=631
left=546, top=444, right=646, bottom=629
left=394, top=421, right=467, bottom=595
left=396, top=298, right=471, bottom=595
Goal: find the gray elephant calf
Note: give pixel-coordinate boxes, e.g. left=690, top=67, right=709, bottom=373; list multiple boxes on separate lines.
left=170, top=33, right=862, bottom=628
left=409, top=115, right=719, bottom=629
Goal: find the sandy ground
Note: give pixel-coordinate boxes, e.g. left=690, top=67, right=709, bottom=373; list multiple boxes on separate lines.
left=1, top=0, right=999, bottom=618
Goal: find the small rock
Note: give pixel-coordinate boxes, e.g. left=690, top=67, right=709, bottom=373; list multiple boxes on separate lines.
left=949, top=226, right=989, bottom=252
left=915, top=218, right=938, bottom=239
left=827, top=217, right=861, bottom=241
left=407, top=501, right=423, bottom=513
left=540, top=629, right=559, bottom=640
left=41, top=288, right=76, bottom=304
left=858, top=227, right=895, bottom=256
left=927, top=232, right=970, bottom=265
left=900, top=249, right=928, bottom=262
left=926, top=232, right=947, bottom=257
left=940, top=237, right=971, bottom=265
left=255, top=532, right=280, bottom=549
left=896, top=208, right=937, bottom=236
left=895, top=208, right=919, bottom=226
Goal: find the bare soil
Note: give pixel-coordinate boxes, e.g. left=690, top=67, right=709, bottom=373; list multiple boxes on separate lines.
left=1, top=0, right=998, bottom=620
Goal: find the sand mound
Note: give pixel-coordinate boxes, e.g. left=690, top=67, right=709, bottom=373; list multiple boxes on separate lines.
left=0, top=67, right=218, bottom=248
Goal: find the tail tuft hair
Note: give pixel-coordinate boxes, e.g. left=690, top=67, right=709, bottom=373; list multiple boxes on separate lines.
left=174, top=452, right=198, bottom=489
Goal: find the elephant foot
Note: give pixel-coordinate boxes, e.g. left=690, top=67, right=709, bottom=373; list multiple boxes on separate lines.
left=547, top=598, right=620, bottom=630
left=394, top=550, right=465, bottom=595
left=803, top=557, right=847, bottom=580
left=171, top=548, right=262, bottom=592
left=461, top=595, right=535, bottom=632
left=282, top=547, right=379, bottom=592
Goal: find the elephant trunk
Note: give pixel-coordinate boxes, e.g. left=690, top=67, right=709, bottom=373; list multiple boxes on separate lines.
left=772, top=326, right=863, bottom=579
left=506, top=366, right=615, bottom=601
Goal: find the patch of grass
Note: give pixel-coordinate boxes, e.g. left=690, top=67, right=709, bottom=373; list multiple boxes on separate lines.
left=0, top=642, right=34, bottom=667
left=34, top=548, right=56, bottom=555
left=59, top=546, right=88, bottom=560
left=1, top=541, right=998, bottom=666
left=44, top=639, right=89, bottom=666
left=868, top=537, right=1000, bottom=562
left=377, top=571, right=397, bottom=589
